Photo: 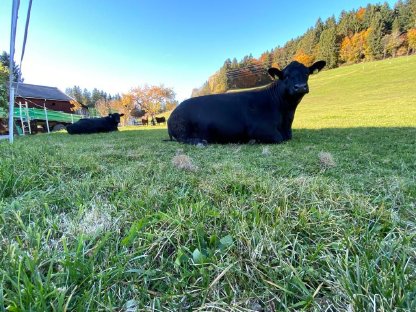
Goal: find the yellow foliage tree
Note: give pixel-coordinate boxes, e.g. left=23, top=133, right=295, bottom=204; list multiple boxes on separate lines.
left=69, top=99, right=83, bottom=113
left=340, top=29, right=370, bottom=63
left=109, top=93, right=135, bottom=125
left=408, top=29, right=416, bottom=53
left=95, top=98, right=110, bottom=117
left=293, top=50, right=315, bottom=66
left=130, top=84, right=176, bottom=118
left=340, top=36, right=354, bottom=63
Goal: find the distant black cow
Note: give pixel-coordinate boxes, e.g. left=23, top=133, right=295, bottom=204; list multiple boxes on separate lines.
left=168, top=61, right=325, bottom=144
left=155, top=117, right=166, bottom=124
left=141, top=117, right=149, bottom=126
left=66, top=113, right=124, bottom=134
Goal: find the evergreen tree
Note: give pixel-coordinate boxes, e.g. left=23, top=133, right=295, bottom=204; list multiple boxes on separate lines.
left=338, top=11, right=355, bottom=37
left=318, top=17, right=339, bottom=68
left=91, top=88, right=103, bottom=106
left=410, top=0, right=416, bottom=28
left=367, top=12, right=384, bottom=59
left=282, top=39, right=298, bottom=66
left=65, top=86, right=83, bottom=104
left=363, top=4, right=377, bottom=29
left=395, top=0, right=413, bottom=31
left=314, top=18, right=325, bottom=39
left=82, top=88, right=93, bottom=107
left=380, top=2, right=394, bottom=34
left=223, top=58, right=232, bottom=70
left=298, top=27, right=319, bottom=61
left=0, top=51, right=22, bottom=82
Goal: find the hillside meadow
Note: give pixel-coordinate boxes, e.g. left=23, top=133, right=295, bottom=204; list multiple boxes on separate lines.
left=0, top=56, right=415, bottom=311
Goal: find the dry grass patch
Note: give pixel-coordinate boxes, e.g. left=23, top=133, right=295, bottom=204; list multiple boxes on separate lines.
left=60, top=202, right=115, bottom=237
left=172, top=151, right=198, bottom=171
left=262, top=146, right=271, bottom=156
left=318, top=151, right=336, bottom=168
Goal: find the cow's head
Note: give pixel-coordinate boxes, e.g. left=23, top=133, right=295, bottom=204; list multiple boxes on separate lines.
left=109, top=113, right=124, bottom=124
left=268, top=60, right=326, bottom=97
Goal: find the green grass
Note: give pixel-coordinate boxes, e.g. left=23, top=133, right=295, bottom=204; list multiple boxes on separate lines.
left=1, top=56, right=416, bottom=311
left=297, top=55, right=416, bottom=128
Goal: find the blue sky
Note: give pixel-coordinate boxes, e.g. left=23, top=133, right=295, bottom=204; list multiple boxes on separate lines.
left=0, top=0, right=397, bottom=101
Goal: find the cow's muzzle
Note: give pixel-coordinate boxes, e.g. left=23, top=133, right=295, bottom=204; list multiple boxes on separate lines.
left=293, top=84, right=309, bottom=94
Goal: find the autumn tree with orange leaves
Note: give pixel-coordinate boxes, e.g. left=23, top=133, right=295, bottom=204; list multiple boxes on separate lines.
left=408, top=29, right=416, bottom=53
left=109, top=93, right=135, bottom=125
left=130, top=85, right=177, bottom=118
left=293, top=50, right=315, bottom=66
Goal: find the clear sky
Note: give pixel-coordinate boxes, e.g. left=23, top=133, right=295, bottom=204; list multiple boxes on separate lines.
left=0, top=0, right=397, bottom=101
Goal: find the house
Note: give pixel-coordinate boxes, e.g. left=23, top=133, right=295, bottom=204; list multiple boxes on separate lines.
left=13, top=83, right=77, bottom=113
left=7, top=83, right=88, bottom=134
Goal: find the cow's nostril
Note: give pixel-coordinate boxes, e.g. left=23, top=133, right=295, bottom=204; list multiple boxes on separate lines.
left=294, top=84, right=308, bottom=93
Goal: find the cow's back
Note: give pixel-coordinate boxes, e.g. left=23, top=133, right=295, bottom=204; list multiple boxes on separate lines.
left=168, top=90, right=270, bottom=143
left=66, top=117, right=116, bottom=134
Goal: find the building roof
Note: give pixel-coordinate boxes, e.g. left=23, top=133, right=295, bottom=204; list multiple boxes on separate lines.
left=13, top=83, right=73, bottom=101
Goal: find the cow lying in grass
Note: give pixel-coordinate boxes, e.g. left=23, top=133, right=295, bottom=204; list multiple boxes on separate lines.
left=168, top=60, right=326, bottom=144
left=66, top=113, right=124, bottom=134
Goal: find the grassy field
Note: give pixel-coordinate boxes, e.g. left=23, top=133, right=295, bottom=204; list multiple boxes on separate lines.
left=1, top=56, right=415, bottom=311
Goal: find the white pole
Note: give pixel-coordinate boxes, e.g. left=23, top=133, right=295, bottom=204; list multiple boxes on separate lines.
left=8, top=0, right=19, bottom=143
left=44, top=104, right=50, bottom=133
left=71, top=114, right=74, bottom=123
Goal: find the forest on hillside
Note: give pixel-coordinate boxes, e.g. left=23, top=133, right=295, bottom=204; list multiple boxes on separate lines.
left=192, top=0, right=416, bottom=97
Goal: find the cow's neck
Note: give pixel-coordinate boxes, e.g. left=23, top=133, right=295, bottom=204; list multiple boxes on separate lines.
left=267, top=82, right=283, bottom=108
left=268, top=82, right=304, bottom=112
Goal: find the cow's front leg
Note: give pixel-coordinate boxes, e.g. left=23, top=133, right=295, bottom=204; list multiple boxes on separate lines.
left=281, top=128, right=292, bottom=141
left=251, top=127, right=284, bottom=144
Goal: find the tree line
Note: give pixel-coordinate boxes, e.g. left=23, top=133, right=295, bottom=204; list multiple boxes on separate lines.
left=192, top=0, right=416, bottom=97
left=65, top=85, right=178, bottom=123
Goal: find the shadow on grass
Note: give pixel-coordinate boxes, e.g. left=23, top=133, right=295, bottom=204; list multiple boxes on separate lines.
left=118, top=126, right=416, bottom=146
left=2, top=127, right=415, bottom=149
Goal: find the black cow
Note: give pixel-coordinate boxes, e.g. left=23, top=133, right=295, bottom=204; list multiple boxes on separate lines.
left=168, top=61, right=325, bottom=144
left=141, top=117, right=149, bottom=126
left=66, top=113, right=124, bottom=134
left=155, top=117, right=166, bottom=124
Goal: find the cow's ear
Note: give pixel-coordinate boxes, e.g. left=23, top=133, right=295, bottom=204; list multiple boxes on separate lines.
left=120, top=113, right=125, bottom=117
left=309, top=61, right=326, bottom=74
left=108, top=113, right=112, bottom=116
left=268, top=67, right=283, bottom=80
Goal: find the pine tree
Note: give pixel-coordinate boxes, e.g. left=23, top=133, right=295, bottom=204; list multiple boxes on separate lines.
left=66, top=86, right=83, bottom=104
left=298, top=28, right=319, bottom=62
left=0, top=51, right=22, bottom=82
left=82, top=88, right=92, bottom=107
left=318, top=17, right=339, bottom=68
left=338, top=11, right=355, bottom=37
left=410, top=0, right=416, bottom=28
left=395, top=0, right=413, bottom=31
left=380, top=2, right=394, bottom=33
left=367, top=12, right=384, bottom=59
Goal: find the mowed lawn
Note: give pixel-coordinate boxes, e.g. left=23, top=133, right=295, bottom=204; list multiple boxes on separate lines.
left=1, top=56, right=415, bottom=311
